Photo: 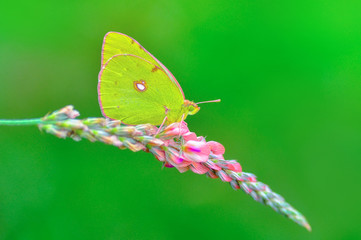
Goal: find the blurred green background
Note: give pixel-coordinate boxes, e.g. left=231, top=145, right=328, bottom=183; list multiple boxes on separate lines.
left=1, top=0, right=360, bottom=239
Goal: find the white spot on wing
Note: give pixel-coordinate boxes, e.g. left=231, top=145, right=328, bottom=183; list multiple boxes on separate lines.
left=136, top=83, right=145, bottom=91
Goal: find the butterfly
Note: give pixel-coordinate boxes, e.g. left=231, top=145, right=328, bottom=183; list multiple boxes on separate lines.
left=98, top=32, right=219, bottom=126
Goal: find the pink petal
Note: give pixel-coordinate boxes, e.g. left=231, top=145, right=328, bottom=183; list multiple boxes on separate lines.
left=163, top=139, right=176, bottom=147
left=204, top=160, right=222, bottom=171
left=207, top=141, right=225, bottom=155
left=151, top=148, right=166, bottom=162
left=166, top=147, right=183, bottom=165
left=206, top=171, right=219, bottom=179
left=175, top=166, right=189, bottom=173
left=183, top=140, right=210, bottom=163
left=230, top=180, right=241, bottom=190
left=162, top=122, right=189, bottom=137
left=227, top=162, right=242, bottom=173
left=217, top=170, right=233, bottom=182
left=197, top=136, right=206, bottom=142
left=183, top=132, right=198, bottom=142
left=190, top=162, right=209, bottom=174
left=175, top=159, right=193, bottom=168
left=164, top=162, right=174, bottom=168
left=184, top=140, right=210, bottom=154
left=213, top=154, right=225, bottom=160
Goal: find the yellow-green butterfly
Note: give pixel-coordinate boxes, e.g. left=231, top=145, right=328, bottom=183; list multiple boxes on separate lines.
left=98, top=32, right=219, bottom=125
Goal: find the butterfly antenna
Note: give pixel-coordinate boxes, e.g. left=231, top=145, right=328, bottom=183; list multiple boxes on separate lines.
left=195, top=99, right=221, bottom=105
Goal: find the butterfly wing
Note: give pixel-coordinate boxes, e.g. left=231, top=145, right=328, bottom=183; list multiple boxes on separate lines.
left=101, top=32, right=185, bottom=98
left=98, top=54, right=184, bottom=125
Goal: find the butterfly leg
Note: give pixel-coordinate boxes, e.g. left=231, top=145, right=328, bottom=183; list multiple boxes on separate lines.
left=156, top=115, right=168, bottom=135
left=178, top=113, right=185, bottom=138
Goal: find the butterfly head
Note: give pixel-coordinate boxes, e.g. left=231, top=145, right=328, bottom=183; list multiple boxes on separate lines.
left=184, top=100, right=200, bottom=115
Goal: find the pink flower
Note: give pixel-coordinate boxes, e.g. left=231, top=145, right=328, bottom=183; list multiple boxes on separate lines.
left=56, top=105, right=80, bottom=119
left=182, top=140, right=211, bottom=163
left=161, top=122, right=189, bottom=138
left=161, top=146, right=193, bottom=173
left=165, top=147, right=193, bottom=167
left=155, top=122, right=241, bottom=175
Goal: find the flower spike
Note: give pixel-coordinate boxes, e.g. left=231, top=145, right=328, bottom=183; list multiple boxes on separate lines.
left=0, top=105, right=311, bottom=231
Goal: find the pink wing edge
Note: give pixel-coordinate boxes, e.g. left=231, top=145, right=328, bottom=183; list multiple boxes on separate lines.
left=100, top=31, right=185, bottom=98
left=98, top=54, right=181, bottom=121
left=98, top=56, right=114, bottom=120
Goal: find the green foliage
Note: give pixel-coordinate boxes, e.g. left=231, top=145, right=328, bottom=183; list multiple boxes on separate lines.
left=1, top=0, right=361, bottom=239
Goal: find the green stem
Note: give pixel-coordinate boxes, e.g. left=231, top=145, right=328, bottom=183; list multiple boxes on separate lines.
left=0, top=118, right=57, bottom=126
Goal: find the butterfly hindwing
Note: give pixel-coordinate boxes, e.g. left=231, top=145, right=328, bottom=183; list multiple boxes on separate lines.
left=98, top=54, right=184, bottom=125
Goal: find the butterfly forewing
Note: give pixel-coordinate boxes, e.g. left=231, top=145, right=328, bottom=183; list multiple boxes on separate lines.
left=101, top=32, right=185, bottom=98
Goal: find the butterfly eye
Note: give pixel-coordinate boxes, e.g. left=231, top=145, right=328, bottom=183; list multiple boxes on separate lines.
left=133, top=80, right=147, bottom=92
left=188, top=104, right=200, bottom=115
